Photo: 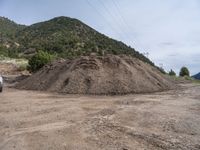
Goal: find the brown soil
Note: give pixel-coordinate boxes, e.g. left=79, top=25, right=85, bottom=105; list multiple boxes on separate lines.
left=0, top=63, right=30, bottom=87
left=0, top=63, right=21, bottom=75
left=0, top=83, right=200, bottom=150
left=16, top=55, right=175, bottom=95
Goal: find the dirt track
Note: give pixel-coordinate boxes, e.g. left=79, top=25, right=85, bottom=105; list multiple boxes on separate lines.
left=0, top=84, right=200, bottom=150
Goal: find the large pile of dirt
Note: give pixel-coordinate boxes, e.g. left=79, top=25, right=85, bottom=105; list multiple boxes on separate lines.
left=16, top=55, right=175, bottom=94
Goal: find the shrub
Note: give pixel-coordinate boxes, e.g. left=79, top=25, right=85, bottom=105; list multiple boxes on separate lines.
left=179, top=67, right=190, bottom=77
left=27, top=50, right=54, bottom=72
left=169, top=69, right=176, bottom=76
left=17, top=63, right=27, bottom=71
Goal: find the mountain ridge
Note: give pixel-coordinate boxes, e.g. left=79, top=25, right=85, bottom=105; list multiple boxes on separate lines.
left=193, top=72, right=200, bottom=80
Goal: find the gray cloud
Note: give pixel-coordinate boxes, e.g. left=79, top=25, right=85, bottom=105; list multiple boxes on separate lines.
left=159, top=42, right=176, bottom=47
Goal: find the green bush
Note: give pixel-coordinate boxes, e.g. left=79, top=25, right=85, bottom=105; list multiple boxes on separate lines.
left=27, top=50, right=54, bottom=72
left=169, top=69, right=176, bottom=76
left=179, top=67, right=190, bottom=77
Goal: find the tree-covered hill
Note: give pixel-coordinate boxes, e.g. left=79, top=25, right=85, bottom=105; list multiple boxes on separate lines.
left=0, top=16, right=154, bottom=66
left=0, top=17, right=26, bottom=57
left=0, top=17, right=25, bottom=41
left=16, top=16, right=154, bottom=65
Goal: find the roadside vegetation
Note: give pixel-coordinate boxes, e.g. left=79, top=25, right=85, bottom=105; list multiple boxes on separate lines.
left=27, top=50, right=55, bottom=72
left=168, top=67, right=200, bottom=84
left=179, top=66, right=190, bottom=77
left=169, top=69, right=176, bottom=76
left=174, top=76, right=200, bottom=84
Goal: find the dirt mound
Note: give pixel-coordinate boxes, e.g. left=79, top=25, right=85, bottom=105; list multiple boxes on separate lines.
left=16, top=55, right=175, bottom=94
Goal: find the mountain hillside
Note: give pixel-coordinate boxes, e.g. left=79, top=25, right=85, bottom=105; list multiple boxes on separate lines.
left=0, top=17, right=25, bottom=41
left=16, top=16, right=153, bottom=65
left=193, top=73, right=200, bottom=80
left=0, top=16, right=155, bottom=67
left=0, top=17, right=26, bottom=57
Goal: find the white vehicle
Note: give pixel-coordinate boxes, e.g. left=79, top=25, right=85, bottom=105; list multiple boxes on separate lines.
left=0, top=75, right=3, bottom=92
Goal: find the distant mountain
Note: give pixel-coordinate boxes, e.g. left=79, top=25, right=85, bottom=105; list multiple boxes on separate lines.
left=0, top=16, right=155, bottom=67
left=193, top=73, right=200, bottom=80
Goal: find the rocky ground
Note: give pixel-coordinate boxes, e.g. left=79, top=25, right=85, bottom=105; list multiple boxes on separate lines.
left=0, top=83, right=200, bottom=150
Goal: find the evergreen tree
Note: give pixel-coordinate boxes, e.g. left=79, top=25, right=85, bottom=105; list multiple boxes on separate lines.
left=169, top=69, right=176, bottom=76
left=179, top=67, right=190, bottom=77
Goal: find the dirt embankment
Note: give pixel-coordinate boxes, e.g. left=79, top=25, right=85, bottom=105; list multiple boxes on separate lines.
left=16, top=55, right=175, bottom=95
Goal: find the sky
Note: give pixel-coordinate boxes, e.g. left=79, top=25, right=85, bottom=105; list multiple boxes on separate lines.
left=0, top=0, right=199, bottom=75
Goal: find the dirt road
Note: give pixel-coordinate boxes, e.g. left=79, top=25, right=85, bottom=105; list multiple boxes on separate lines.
left=0, top=84, right=200, bottom=150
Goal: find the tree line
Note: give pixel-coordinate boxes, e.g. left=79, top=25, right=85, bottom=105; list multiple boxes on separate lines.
left=169, top=67, right=190, bottom=77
